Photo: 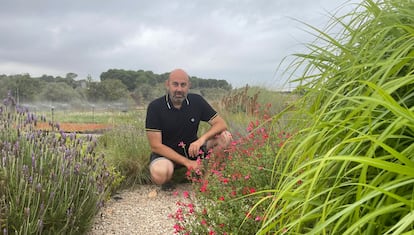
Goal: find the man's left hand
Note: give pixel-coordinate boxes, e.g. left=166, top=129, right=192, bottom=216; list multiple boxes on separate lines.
left=188, top=139, right=204, bottom=157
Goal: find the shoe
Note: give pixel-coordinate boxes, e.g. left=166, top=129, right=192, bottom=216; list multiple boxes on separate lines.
left=161, top=182, right=175, bottom=191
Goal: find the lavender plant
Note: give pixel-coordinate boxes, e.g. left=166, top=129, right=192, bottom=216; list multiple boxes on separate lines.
left=0, top=92, right=117, bottom=234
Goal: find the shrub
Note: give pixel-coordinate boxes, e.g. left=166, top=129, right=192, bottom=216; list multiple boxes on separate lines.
left=170, top=106, right=293, bottom=234
left=0, top=95, right=117, bottom=234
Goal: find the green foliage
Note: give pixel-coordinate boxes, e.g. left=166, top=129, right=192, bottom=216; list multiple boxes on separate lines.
left=1, top=74, right=41, bottom=103
left=132, top=83, right=165, bottom=105
left=0, top=70, right=232, bottom=106
left=40, top=82, right=84, bottom=103
left=257, top=0, right=414, bottom=234
left=96, top=110, right=151, bottom=188
left=0, top=100, right=118, bottom=234
left=170, top=103, right=294, bottom=234
left=219, top=85, right=296, bottom=135
left=100, top=69, right=232, bottom=93
left=87, top=79, right=129, bottom=102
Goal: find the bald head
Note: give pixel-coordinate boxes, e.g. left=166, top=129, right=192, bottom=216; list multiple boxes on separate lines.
left=169, top=68, right=189, bottom=82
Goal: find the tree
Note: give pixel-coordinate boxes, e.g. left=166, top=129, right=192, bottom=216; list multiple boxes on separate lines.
left=66, top=72, right=78, bottom=80
left=40, top=82, right=82, bottom=102
left=9, top=74, right=41, bottom=103
left=100, top=69, right=137, bottom=91
left=86, top=79, right=128, bottom=102
left=101, top=79, right=128, bottom=101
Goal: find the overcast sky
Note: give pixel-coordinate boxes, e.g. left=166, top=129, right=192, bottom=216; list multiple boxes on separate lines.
left=0, top=0, right=362, bottom=89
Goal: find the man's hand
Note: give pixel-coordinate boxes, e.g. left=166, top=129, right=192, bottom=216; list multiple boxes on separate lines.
left=185, top=158, right=203, bottom=172
left=188, top=139, right=205, bottom=157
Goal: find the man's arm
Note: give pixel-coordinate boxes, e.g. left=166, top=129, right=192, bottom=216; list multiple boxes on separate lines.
left=187, top=114, right=228, bottom=157
left=146, top=131, right=199, bottom=169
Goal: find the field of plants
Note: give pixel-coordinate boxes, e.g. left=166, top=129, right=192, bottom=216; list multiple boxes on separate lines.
left=1, top=0, right=413, bottom=234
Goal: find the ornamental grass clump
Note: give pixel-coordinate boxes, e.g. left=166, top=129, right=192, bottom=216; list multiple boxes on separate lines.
left=257, top=0, right=414, bottom=234
left=0, top=94, right=117, bottom=234
left=97, top=121, right=151, bottom=188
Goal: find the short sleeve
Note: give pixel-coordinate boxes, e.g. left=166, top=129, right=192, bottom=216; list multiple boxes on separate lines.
left=145, top=100, right=161, bottom=132
left=198, top=95, right=217, bottom=122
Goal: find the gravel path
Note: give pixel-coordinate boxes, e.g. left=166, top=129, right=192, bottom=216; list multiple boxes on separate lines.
left=88, top=183, right=192, bottom=235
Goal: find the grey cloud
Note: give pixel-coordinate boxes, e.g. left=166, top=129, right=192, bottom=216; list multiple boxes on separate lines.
left=0, top=0, right=362, bottom=88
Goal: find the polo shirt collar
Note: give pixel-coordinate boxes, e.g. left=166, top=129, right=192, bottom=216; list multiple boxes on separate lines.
left=165, top=94, right=189, bottom=109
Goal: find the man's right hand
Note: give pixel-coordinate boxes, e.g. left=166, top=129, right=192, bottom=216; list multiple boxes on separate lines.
left=185, top=158, right=202, bottom=172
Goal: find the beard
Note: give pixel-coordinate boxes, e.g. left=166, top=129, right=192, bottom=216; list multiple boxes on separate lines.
left=170, top=91, right=187, bottom=104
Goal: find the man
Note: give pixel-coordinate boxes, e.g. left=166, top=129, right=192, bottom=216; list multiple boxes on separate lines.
left=145, top=68, right=232, bottom=190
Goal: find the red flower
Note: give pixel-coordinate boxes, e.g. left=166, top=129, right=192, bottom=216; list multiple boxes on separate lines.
left=173, top=223, right=184, bottom=232
left=200, top=180, right=208, bottom=192
left=187, top=203, right=194, bottom=214
left=185, top=169, right=191, bottom=178
left=221, top=177, right=229, bottom=184
left=178, top=141, right=186, bottom=148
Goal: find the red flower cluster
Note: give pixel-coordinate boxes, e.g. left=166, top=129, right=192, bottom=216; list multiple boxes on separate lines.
left=170, top=103, right=293, bottom=234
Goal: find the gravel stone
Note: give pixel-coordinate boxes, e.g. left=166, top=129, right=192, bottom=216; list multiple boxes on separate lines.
left=88, top=183, right=193, bottom=235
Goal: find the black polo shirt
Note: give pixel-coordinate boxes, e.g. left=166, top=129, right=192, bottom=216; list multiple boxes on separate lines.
left=145, top=93, right=217, bottom=157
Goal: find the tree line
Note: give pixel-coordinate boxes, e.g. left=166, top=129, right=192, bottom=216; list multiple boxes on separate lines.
left=0, top=69, right=232, bottom=106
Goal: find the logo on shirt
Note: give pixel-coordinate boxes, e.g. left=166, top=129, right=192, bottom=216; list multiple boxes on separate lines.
left=190, top=117, right=195, bottom=123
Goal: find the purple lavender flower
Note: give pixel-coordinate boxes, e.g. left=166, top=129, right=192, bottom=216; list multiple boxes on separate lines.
left=74, top=162, right=81, bottom=175
left=64, top=149, right=72, bottom=160
left=28, top=176, right=33, bottom=184
left=69, top=133, right=76, bottom=141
